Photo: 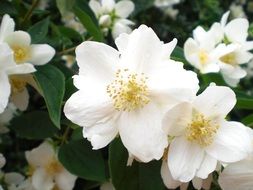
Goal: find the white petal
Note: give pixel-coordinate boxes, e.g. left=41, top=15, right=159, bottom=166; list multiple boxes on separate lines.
left=168, top=136, right=205, bottom=182
left=192, top=177, right=203, bottom=190
left=0, top=73, right=11, bottom=114
left=101, top=0, right=115, bottom=11
left=83, top=115, right=119, bottom=149
left=5, top=31, right=31, bottom=47
left=75, top=41, right=119, bottom=85
left=4, top=172, right=24, bottom=185
left=55, top=169, right=77, bottom=190
left=196, top=154, right=217, bottom=179
left=225, top=18, right=249, bottom=43
left=29, top=44, right=55, bottom=65
left=206, top=121, right=252, bottom=163
left=64, top=90, right=115, bottom=127
left=193, top=85, right=236, bottom=119
left=6, top=64, right=36, bottom=76
left=219, top=159, right=253, bottom=190
left=162, top=102, right=192, bottom=136
left=89, top=0, right=102, bottom=17
left=31, top=168, right=54, bottom=190
left=118, top=102, right=168, bottom=162
left=0, top=43, right=16, bottom=71
left=209, top=22, right=224, bottom=44
left=234, top=50, right=253, bottom=64
left=243, top=41, right=253, bottom=51
left=115, top=1, right=134, bottom=18
left=221, top=11, right=230, bottom=27
left=11, top=87, right=29, bottom=111
left=0, top=14, right=15, bottom=42
left=112, top=20, right=132, bottom=39
left=161, top=161, right=182, bottom=189
left=222, top=73, right=240, bottom=87
left=25, top=142, right=55, bottom=167
left=115, top=32, right=129, bottom=52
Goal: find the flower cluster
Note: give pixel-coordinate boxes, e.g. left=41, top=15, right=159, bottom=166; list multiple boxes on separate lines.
left=184, top=11, right=253, bottom=87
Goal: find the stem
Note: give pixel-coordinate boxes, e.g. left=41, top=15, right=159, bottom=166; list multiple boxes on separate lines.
left=61, top=126, right=71, bottom=145
left=57, top=46, right=77, bottom=56
left=22, top=0, right=40, bottom=24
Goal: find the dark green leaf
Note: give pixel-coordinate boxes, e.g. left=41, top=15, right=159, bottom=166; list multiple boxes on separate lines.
left=171, top=46, right=188, bottom=64
left=73, top=1, right=104, bottom=42
left=59, top=139, right=107, bottom=182
left=9, top=111, right=58, bottom=139
left=242, top=114, right=253, bottom=127
left=236, top=98, right=253, bottom=110
left=0, top=1, right=17, bottom=15
left=133, top=0, right=154, bottom=15
left=34, top=65, right=65, bottom=128
left=28, top=17, right=50, bottom=43
left=56, top=0, right=75, bottom=16
left=109, top=138, right=165, bottom=190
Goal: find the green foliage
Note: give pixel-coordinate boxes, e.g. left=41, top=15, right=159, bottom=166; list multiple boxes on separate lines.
left=59, top=139, right=107, bottom=182
left=28, top=17, right=50, bottom=43
left=34, top=64, right=65, bottom=129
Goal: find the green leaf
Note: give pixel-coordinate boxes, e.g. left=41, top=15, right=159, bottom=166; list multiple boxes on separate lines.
left=56, top=0, right=75, bottom=16
left=59, top=139, right=107, bottom=182
left=236, top=98, right=253, bottom=110
left=64, top=77, right=77, bottom=101
left=109, top=138, right=165, bottom=190
left=133, top=0, right=154, bottom=15
left=28, top=17, right=50, bottom=43
left=9, top=111, right=58, bottom=139
left=171, top=46, right=188, bottom=64
left=0, top=1, right=17, bottom=15
left=242, top=114, right=253, bottom=127
left=73, top=0, right=104, bottom=42
left=34, top=65, right=65, bottom=128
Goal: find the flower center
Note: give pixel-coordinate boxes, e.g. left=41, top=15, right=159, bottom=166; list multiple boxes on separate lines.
left=45, top=159, right=63, bottom=175
left=9, top=76, right=27, bottom=94
left=11, top=45, right=30, bottom=64
left=198, top=50, right=209, bottom=65
left=107, top=69, right=150, bottom=111
left=220, top=52, right=236, bottom=65
left=186, top=113, right=219, bottom=147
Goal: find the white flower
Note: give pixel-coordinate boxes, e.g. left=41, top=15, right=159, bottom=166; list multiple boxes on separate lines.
left=229, top=3, right=246, bottom=18
left=0, top=43, right=35, bottom=114
left=215, top=11, right=253, bottom=86
left=25, top=141, right=77, bottom=190
left=62, top=12, right=86, bottom=34
left=0, top=14, right=55, bottom=66
left=161, top=161, right=212, bottom=190
left=89, top=0, right=135, bottom=39
left=162, top=85, right=252, bottom=182
left=218, top=157, right=253, bottom=190
left=4, top=173, right=35, bottom=190
left=0, top=14, right=55, bottom=111
left=64, top=25, right=199, bottom=162
left=154, top=0, right=180, bottom=19
left=184, top=25, right=235, bottom=74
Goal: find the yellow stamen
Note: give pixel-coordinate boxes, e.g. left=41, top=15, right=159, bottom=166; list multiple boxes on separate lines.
left=220, top=53, right=236, bottom=65
left=198, top=50, right=209, bottom=65
left=107, top=69, right=150, bottom=111
left=9, top=76, right=27, bottom=94
left=45, top=158, right=63, bottom=176
left=11, top=45, right=30, bottom=64
left=186, top=113, right=219, bottom=147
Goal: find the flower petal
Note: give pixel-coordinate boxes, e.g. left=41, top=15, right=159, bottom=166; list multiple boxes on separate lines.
left=206, top=121, right=252, bottom=163
left=161, top=161, right=182, bottom=189
left=31, top=168, right=54, bottom=190
left=29, top=44, right=55, bottom=65
left=89, top=0, right=102, bottom=17
left=168, top=136, right=205, bottom=182
left=101, top=0, right=115, bottom=11
left=193, top=85, right=236, bottom=119
left=11, top=87, right=29, bottom=111
left=83, top=115, right=119, bottom=149
left=219, top=159, right=253, bottom=190
left=112, top=20, right=132, bottom=39
left=0, top=73, right=11, bottom=114
left=115, top=0, right=134, bottom=18
left=196, top=154, right=217, bottom=179
left=5, top=31, right=31, bottom=47
left=6, top=63, right=36, bottom=75
left=0, top=43, right=16, bottom=70
left=225, top=18, right=249, bottom=43
left=0, top=14, right=15, bottom=42
left=55, top=169, right=77, bottom=190
left=118, top=102, right=168, bottom=162
left=162, top=102, right=192, bottom=136
left=75, top=41, right=119, bottom=85
left=64, top=90, right=115, bottom=127
left=25, top=142, right=55, bottom=167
